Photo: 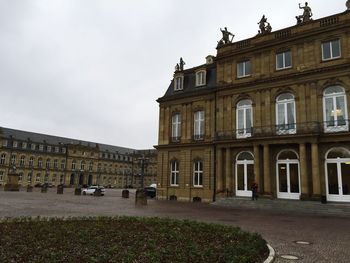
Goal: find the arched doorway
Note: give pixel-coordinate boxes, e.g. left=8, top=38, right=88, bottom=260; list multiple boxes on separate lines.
left=70, top=174, right=75, bottom=186
left=79, top=173, right=84, bottom=185
left=325, top=147, right=350, bottom=202
left=235, top=151, right=254, bottom=197
left=276, top=150, right=300, bottom=200
left=88, top=174, right=93, bottom=186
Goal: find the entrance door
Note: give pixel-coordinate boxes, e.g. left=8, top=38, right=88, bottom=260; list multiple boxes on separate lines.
left=235, top=152, right=254, bottom=197
left=326, top=148, right=350, bottom=202
left=276, top=150, right=300, bottom=200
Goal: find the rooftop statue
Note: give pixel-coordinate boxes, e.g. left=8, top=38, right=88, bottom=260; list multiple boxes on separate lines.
left=347, top=0, right=350, bottom=10
left=296, top=2, right=313, bottom=24
left=257, top=15, right=272, bottom=34
left=175, top=57, right=186, bottom=72
left=217, top=27, right=234, bottom=47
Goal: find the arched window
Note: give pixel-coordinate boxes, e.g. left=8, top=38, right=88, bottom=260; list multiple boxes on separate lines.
left=81, top=161, right=85, bottom=171
left=20, top=156, right=25, bottom=167
left=38, top=158, right=42, bottom=168
left=11, top=154, right=16, bottom=165
left=71, top=160, right=76, bottom=171
left=54, top=159, right=58, bottom=169
left=193, top=160, right=203, bottom=187
left=276, top=93, right=296, bottom=134
left=89, top=161, right=93, bottom=171
left=29, top=156, right=34, bottom=167
left=323, top=86, right=348, bottom=132
left=46, top=159, right=51, bottom=169
left=170, top=160, right=179, bottom=186
left=236, top=100, right=253, bottom=138
left=235, top=152, right=254, bottom=196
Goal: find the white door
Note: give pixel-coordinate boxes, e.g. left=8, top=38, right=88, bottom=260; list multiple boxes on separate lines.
left=326, top=159, right=350, bottom=202
left=236, top=160, right=254, bottom=197
left=277, top=160, right=300, bottom=200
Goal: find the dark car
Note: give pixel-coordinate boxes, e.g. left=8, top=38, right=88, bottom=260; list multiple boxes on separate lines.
left=144, top=187, right=156, bottom=198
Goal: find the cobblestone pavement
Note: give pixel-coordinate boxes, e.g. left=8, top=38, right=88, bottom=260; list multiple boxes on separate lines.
left=0, top=188, right=349, bottom=263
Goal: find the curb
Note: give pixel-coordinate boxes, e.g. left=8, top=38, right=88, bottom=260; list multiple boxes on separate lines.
left=264, top=244, right=275, bottom=263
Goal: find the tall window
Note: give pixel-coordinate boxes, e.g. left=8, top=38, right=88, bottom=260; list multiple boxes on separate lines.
left=193, top=160, right=203, bottom=187
left=81, top=161, right=85, bottom=171
left=174, top=76, right=183, bottom=91
left=29, top=157, right=34, bottom=167
left=276, top=93, right=296, bottom=134
left=0, top=171, right=3, bottom=181
left=276, top=51, right=292, bottom=70
left=27, top=172, right=32, bottom=183
left=194, top=111, right=205, bottom=140
left=0, top=154, right=6, bottom=165
left=54, top=159, right=58, bottom=169
left=237, top=60, right=251, bottom=78
left=72, top=161, right=76, bottom=171
left=89, top=162, right=93, bottom=171
left=20, top=156, right=25, bottom=167
left=323, top=86, right=348, bottom=132
left=236, top=100, right=253, bottom=138
left=38, top=158, right=42, bottom=168
left=170, top=160, right=179, bottom=186
left=11, top=154, right=16, bottom=165
left=322, top=39, right=341, bottom=61
left=171, top=114, right=181, bottom=141
left=196, top=70, right=206, bottom=86
left=61, top=160, right=65, bottom=170
left=46, top=159, right=50, bottom=169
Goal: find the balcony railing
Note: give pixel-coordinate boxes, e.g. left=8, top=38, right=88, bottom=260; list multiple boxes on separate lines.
left=215, top=120, right=349, bottom=141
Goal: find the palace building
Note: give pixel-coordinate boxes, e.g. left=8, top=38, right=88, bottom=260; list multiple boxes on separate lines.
left=0, top=127, right=157, bottom=188
left=156, top=3, right=350, bottom=203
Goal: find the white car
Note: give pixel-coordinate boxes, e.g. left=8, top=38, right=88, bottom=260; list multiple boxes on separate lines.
left=82, top=186, right=105, bottom=196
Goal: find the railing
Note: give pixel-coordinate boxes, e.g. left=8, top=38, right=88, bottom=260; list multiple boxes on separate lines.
left=215, top=120, right=349, bottom=141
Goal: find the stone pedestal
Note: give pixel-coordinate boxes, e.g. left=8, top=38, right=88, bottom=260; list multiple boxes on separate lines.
left=122, top=189, right=129, bottom=198
left=41, top=185, right=48, bottom=193
left=57, top=185, right=64, bottom=194
left=4, top=173, right=20, bottom=192
left=135, top=189, right=147, bottom=206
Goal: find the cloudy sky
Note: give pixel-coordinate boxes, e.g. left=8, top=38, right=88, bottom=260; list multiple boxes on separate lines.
left=0, top=0, right=346, bottom=149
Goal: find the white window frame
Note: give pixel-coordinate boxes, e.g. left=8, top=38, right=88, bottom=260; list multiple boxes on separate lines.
left=38, top=158, right=42, bottom=168
left=47, top=146, right=52, bottom=152
left=20, top=156, right=25, bottom=167
left=0, top=154, right=6, bottom=165
left=29, top=157, right=34, bottom=167
left=276, top=51, right=292, bottom=70
left=31, top=144, right=36, bottom=150
left=174, top=75, right=184, bottom=91
left=0, top=171, right=4, bottom=181
left=322, top=39, right=341, bottom=61
left=195, top=70, right=206, bottom=86
left=323, top=86, right=348, bottom=132
left=46, top=159, right=50, bottom=169
left=236, top=100, right=253, bottom=138
left=61, top=160, right=65, bottom=170
left=54, top=159, right=58, bottom=169
left=237, top=60, right=251, bottom=78
left=22, top=142, right=27, bottom=149
left=39, top=145, right=44, bottom=151
left=72, top=161, right=76, bottom=171
left=276, top=93, right=296, bottom=135
left=11, top=154, right=16, bottom=165
left=171, top=113, right=181, bottom=141
left=193, top=160, right=203, bottom=187
left=2, top=140, right=7, bottom=147
left=36, top=174, right=41, bottom=182
left=13, top=141, right=18, bottom=148
left=170, top=161, right=179, bottom=186
left=194, top=111, right=205, bottom=140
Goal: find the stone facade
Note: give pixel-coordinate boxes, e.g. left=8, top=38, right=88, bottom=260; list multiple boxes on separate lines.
left=156, top=7, right=350, bottom=203
left=0, top=127, right=157, bottom=188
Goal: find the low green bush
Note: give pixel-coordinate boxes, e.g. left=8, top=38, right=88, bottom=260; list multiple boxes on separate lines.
left=0, top=216, right=268, bottom=263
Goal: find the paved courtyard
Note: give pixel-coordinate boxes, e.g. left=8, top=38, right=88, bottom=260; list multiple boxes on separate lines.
left=0, top=188, right=349, bottom=263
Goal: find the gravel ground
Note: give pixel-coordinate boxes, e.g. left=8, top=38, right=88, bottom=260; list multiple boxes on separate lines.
left=0, top=188, right=349, bottom=263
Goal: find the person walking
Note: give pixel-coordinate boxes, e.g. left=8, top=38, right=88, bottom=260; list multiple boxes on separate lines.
left=251, top=181, right=258, bottom=201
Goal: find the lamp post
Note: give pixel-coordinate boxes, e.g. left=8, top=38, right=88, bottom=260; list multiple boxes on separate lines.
left=138, top=155, right=149, bottom=189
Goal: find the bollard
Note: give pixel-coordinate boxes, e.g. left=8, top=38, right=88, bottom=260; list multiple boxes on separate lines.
left=41, top=185, right=48, bottom=193
left=57, top=184, right=64, bottom=194
left=122, top=189, right=129, bottom=198
left=135, top=189, right=147, bottom=206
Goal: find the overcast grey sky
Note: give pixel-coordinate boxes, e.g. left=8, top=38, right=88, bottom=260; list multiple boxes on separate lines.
left=0, top=0, right=346, bottom=149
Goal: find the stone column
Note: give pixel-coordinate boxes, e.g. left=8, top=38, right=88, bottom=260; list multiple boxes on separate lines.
left=216, top=148, right=223, bottom=192
left=299, top=143, right=308, bottom=198
left=253, top=145, right=260, bottom=185
left=225, top=148, right=232, bottom=191
left=311, top=143, right=321, bottom=196
left=263, top=144, right=271, bottom=194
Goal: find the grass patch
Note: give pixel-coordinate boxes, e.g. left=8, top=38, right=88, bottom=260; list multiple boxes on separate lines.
left=0, top=216, right=268, bottom=263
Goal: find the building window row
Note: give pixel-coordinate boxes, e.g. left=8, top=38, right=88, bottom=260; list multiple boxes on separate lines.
left=170, top=160, right=203, bottom=187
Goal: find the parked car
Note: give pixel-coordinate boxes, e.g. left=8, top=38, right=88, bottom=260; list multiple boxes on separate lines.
left=144, top=187, right=156, bottom=198
left=82, top=186, right=106, bottom=196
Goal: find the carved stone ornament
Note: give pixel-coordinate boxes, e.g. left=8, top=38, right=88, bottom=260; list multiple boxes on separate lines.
left=217, top=27, right=234, bottom=48
left=296, top=2, right=313, bottom=24
left=257, top=15, right=272, bottom=34
left=175, top=57, right=186, bottom=72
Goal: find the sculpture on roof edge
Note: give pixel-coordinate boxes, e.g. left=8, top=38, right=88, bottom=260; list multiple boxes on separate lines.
left=257, top=15, right=272, bottom=34
left=296, top=2, right=313, bottom=24
left=217, top=27, right=234, bottom=47
left=347, top=0, right=350, bottom=10
left=175, top=57, right=185, bottom=72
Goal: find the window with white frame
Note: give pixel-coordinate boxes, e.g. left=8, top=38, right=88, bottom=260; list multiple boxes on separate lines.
left=323, top=86, right=348, bottom=132
left=31, top=144, right=36, bottom=150
left=72, top=161, right=76, bottom=171
left=27, top=172, right=32, bottom=182
left=60, top=174, right=64, bottom=184
left=89, top=162, right=93, bottom=171
left=236, top=100, right=253, bottom=138
left=237, top=60, right=251, bottom=78
left=38, top=158, right=42, bottom=168
left=174, top=76, right=183, bottom=91
left=62, top=147, right=66, bottom=153
left=46, top=159, right=50, bottom=169
left=196, top=70, right=206, bottom=86
left=322, top=39, right=341, bottom=61
left=36, top=174, right=41, bottom=182
left=276, top=93, right=296, bottom=134
left=2, top=140, right=7, bottom=147
left=54, top=159, right=58, bottom=169
left=39, top=145, right=44, bottom=151
left=55, top=146, right=59, bottom=153
left=20, top=156, right=25, bottom=167
left=193, top=160, right=203, bottom=187
left=47, top=146, right=51, bottom=152
left=0, top=154, right=6, bottom=165
left=0, top=171, right=4, bottom=181
left=19, top=173, right=23, bottom=182
left=170, top=160, right=179, bottom=186
left=61, top=160, right=65, bottom=170
left=276, top=50, right=292, bottom=70
left=13, top=141, right=18, bottom=148
left=171, top=113, right=181, bottom=141
left=81, top=161, right=85, bottom=171
left=11, top=154, right=16, bottom=165
left=29, top=157, right=34, bottom=167
left=194, top=111, right=205, bottom=140
left=22, top=142, right=27, bottom=149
